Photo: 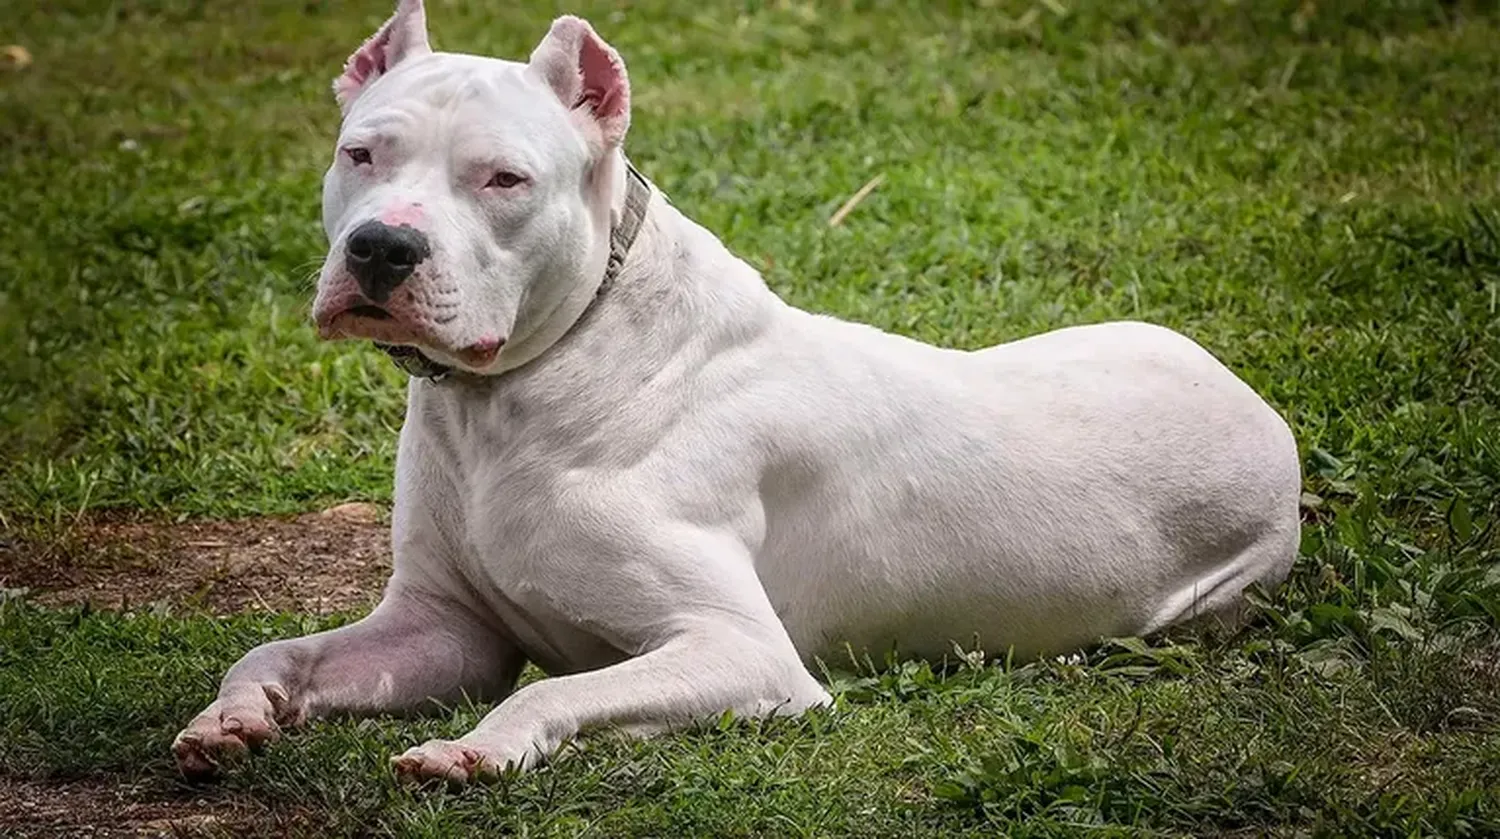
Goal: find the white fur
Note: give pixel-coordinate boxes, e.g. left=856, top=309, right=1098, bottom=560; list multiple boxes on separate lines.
left=174, top=4, right=1301, bottom=783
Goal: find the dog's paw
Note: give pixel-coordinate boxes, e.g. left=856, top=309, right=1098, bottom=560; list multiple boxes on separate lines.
left=392, top=739, right=488, bottom=785
left=391, top=738, right=539, bottom=786
left=171, top=685, right=289, bottom=780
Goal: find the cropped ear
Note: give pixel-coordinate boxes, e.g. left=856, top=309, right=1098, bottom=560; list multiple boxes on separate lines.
left=333, top=0, right=431, bottom=113
left=527, top=16, right=631, bottom=151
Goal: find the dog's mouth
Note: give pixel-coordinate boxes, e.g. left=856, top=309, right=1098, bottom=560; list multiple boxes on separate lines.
left=316, top=297, right=504, bottom=372
left=346, top=304, right=392, bottom=321
left=317, top=301, right=416, bottom=343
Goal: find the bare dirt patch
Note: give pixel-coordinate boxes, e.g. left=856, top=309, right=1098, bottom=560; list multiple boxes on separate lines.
left=0, top=775, right=322, bottom=838
left=0, top=503, right=391, bottom=615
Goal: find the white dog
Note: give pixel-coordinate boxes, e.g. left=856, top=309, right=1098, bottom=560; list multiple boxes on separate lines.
left=173, top=0, right=1301, bottom=784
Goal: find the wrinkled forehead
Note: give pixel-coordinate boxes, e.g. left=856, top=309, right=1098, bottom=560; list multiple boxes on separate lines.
left=340, top=52, right=584, bottom=169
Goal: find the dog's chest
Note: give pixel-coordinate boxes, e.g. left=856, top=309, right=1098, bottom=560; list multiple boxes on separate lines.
left=453, top=487, right=630, bottom=674
left=415, top=383, right=634, bottom=674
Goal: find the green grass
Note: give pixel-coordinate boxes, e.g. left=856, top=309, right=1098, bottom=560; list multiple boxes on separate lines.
left=4, top=600, right=1499, bottom=836
left=2, top=0, right=1499, bottom=835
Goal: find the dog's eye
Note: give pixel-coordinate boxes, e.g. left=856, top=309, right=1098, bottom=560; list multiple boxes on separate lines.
left=486, top=171, right=524, bottom=189
left=344, top=147, right=372, bottom=166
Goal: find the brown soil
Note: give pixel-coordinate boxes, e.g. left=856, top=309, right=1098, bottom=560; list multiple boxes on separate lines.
left=0, top=503, right=392, bottom=615
left=0, top=776, right=324, bottom=838
left=0, top=505, right=392, bottom=836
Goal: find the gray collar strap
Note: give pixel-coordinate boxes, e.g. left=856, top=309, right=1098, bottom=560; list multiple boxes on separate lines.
left=376, top=162, right=653, bottom=382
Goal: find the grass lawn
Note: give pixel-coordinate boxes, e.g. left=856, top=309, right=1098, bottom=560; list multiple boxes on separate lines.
left=3, top=0, right=1500, bottom=835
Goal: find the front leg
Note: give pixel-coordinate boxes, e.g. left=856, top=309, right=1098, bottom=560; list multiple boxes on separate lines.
left=393, top=528, right=830, bottom=783
left=394, top=620, right=829, bottom=782
left=172, top=586, right=523, bottom=779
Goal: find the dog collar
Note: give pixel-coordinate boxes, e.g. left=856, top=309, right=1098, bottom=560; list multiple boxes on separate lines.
left=375, top=161, right=653, bottom=382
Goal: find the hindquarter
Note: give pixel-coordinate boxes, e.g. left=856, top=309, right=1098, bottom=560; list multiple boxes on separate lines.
left=750, top=320, right=1301, bottom=661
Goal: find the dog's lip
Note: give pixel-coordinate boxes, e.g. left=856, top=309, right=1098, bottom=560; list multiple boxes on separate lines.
left=347, top=304, right=392, bottom=321
left=317, top=306, right=418, bottom=342
left=317, top=310, right=503, bottom=371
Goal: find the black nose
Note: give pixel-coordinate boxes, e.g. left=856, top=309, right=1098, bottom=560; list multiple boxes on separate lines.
left=344, top=220, right=431, bottom=303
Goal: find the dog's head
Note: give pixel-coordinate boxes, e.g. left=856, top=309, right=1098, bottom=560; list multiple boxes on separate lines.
left=312, top=0, right=632, bottom=373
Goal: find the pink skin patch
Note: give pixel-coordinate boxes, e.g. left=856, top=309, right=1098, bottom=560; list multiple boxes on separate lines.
left=462, top=335, right=505, bottom=367
left=379, top=203, right=426, bottom=228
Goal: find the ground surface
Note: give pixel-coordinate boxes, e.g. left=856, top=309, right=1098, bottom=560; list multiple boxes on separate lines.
left=3, top=0, right=1499, bottom=836
left=1, top=503, right=389, bottom=615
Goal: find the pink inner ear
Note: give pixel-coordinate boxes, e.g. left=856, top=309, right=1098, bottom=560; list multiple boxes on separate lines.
left=335, top=27, right=394, bottom=102
left=576, top=34, right=627, bottom=121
